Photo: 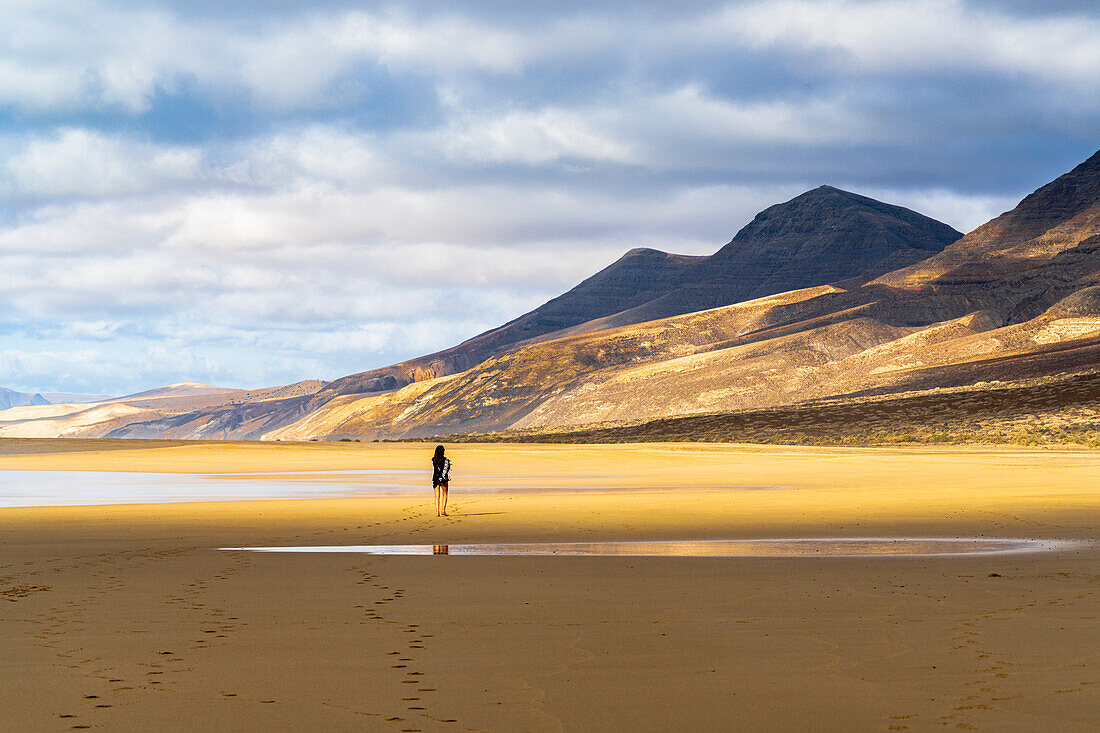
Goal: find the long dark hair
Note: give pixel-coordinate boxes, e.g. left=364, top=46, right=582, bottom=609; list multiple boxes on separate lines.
left=432, top=444, right=445, bottom=468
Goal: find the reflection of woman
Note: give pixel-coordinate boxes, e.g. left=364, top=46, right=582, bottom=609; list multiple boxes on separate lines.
left=431, top=445, right=451, bottom=517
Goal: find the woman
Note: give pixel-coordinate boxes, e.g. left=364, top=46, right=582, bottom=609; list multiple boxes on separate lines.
left=431, top=445, right=451, bottom=517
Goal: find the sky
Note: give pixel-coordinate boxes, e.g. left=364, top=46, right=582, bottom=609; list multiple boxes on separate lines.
left=1, top=0, right=1098, bottom=396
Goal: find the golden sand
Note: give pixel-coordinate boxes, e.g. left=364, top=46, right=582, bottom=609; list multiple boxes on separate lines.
left=2, top=439, right=1099, bottom=731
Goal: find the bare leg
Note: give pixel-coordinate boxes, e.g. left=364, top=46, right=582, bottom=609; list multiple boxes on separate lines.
left=441, top=483, right=449, bottom=516
left=434, top=485, right=441, bottom=516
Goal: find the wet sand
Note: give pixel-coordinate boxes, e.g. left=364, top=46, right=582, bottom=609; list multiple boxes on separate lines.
left=3, top=439, right=1100, bottom=731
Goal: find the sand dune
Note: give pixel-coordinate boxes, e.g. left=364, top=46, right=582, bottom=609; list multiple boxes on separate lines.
left=0, top=403, right=149, bottom=438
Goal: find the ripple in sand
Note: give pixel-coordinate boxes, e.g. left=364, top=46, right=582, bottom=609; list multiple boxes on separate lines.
left=220, top=538, right=1074, bottom=557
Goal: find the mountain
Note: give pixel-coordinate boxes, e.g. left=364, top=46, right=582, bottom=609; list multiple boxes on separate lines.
left=261, top=150, right=1100, bottom=441
left=6, top=151, right=1097, bottom=443
left=88, top=187, right=964, bottom=440
left=0, top=388, right=49, bottom=410
left=321, top=186, right=961, bottom=398
left=586, top=185, right=963, bottom=330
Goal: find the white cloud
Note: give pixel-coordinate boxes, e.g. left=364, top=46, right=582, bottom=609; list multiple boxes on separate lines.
left=712, top=0, right=1100, bottom=86
left=420, top=86, right=875, bottom=170
left=1, top=0, right=1097, bottom=119
left=224, top=126, right=393, bottom=188
left=437, top=107, right=635, bottom=165
left=1, top=0, right=1095, bottom=395
left=859, top=186, right=1023, bottom=234
left=58, top=320, right=123, bottom=340
left=625, top=86, right=876, bottom=159
left=1, top=129, right=202, bottom=199
left=0, top=3, right=532, bottom=114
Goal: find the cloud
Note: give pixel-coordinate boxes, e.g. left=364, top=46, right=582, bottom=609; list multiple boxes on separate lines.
left=0, top=3, right=531, bottom=115
left=710, top=0, right=1100, bottom=85
left=0, top=128, right=202, bottom=199
left=856, top=187, right=1023, bottom=234
left=1, top=0, right=1097, bottom=394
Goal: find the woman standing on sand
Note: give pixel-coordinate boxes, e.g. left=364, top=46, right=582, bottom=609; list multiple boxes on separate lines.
left=432, top=445, right=451, bottom=517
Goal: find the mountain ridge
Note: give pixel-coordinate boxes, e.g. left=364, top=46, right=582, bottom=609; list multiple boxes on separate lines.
left=0, top=388, right=49, bottom=410
left=321, top=185, right=962, bottom=399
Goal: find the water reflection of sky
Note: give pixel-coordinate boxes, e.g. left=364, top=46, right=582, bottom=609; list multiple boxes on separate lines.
left=0, top=470, right=425, bottom=507
left=222, top=538, right=1075, bottom=558
left=0, top=470, right=779, bottom=507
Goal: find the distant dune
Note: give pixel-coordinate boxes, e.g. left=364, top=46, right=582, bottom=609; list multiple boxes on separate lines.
left=0, top=402, right=147, bottom=439
left=0, top=381, right=328, bottom=440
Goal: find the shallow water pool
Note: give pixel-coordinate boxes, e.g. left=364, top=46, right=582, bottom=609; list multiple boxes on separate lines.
left=0, top=469, right=779, bottom=507
left=0, top=469, right=423, bottom=507
left=220, top=538, right=1074, bottom=557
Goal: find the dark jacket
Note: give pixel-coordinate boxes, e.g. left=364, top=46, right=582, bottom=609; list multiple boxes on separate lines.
left=432, top=457, right=451, bottom=487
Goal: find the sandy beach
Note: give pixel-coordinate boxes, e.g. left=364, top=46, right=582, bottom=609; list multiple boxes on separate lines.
left=3, top=439, right=1100, bottom=731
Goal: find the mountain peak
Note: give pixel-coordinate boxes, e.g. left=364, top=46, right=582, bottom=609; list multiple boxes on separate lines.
left=729, top=185, right=960, bottom=242
left=875, top=148, right=1100, bottom=290
left=707, top=187, right=963, bottom=293
left=620, top=247, right=673, bottom=260
left=987, top=148, right=1100, bottom=243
